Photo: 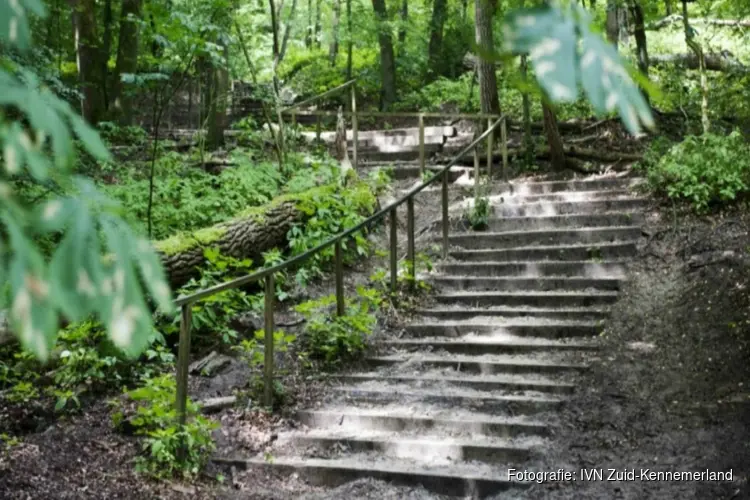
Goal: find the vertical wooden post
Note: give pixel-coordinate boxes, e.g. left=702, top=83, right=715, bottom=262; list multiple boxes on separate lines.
left=316, top=114, right=322, bottom=143
left=291, top=111, right=297, bottom=127
left=335, top=239, right=345, bottom=316
left=418, top=114, right=425, bottom=176
left=486, top=117, right=493, bottom=179
left=501, top=116, right=509, bottom=183
left=442, top=171, right=449, bottom=259
left=263, top=274, right=275, bottom=408
left=407, top=197, right=416, bottom=286
left=351, top=85, right=358, bottom=169
left=473, top=146, right=480, bottom=197
left=390, top=208, right=398, bottom=294
left=175, top=303, right=192, bottom=459
left=175, top=304, right=192, bottom=428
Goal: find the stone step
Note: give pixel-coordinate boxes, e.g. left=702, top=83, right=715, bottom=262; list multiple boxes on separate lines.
left=489, top=177, right=644, bottom=196
left=405, top=320, right=601, bottom=338
left=415, top=306, right=610, bottom=321
left=297, top=406, right=551, bottom=438
left=436, top=260, right=628, bottom=278
left=445, top=212, right=643, bottom=233
left=490, top=198, right=649, bottom=217
left=330, top=385, right=564, bottom=413
left=449, top=241, right=638, bottom=262
left=493, top=189, right=636, bottom=206
left=354, top=134, right=446, bottom=149
left=366, top=164, right=468, bottom=182
left=446, top=226, right=641, bottom=250
left=433, top=290, right=619, bottom=308
left=381, top=337, right=600, bottom=356
left=430, top=276, right=624, bottom=292
left=367, top=354, right=588, bottom=375
left=219, top=455, right=523, bottom=498
left=276, top=429, right=540, bottom=464
left=336, top=373, right=576, bottom=394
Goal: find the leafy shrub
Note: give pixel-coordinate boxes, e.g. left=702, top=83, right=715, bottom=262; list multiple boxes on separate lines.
left=467, top=182, right=493, bottom=230
left=233, top=329, right=297, bottom=409
left=644, top=131, right=750, bottom=212
left=112, top=374, right=217, bottom=479
left=295, top=287, right=382, bottom=370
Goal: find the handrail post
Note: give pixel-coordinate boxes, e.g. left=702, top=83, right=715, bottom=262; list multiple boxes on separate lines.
left=419, top=114, right=425, bottom=176
left=263, top=274, right=275, bottom=408
left=316, top=114, right=322, bottom=144
left=335, top=239, right=345, bottom=316
left=175, top=303, right=192, bottom=459
left=389, top=208, right=398, bottom=294
left=291, top=111, right=297, bottom=128
left=351, top=85, right=358, bottom=169
left=487, top=117, right=493, bottom=179
left=407, top=197, right=416, bottom=287
left=501, top=116, right=508, bottom=183
left=473, top=144, right=480, bottom=198
left=442, top=171, right=449, bottom=259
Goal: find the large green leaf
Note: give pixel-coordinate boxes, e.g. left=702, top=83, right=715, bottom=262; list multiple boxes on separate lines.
left=503, top=4, right=655, bottom=135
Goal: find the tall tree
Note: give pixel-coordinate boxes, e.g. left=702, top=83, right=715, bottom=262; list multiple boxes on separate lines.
left=398, top=0, right=407, bottom=48
left=371, top=0, right=397, bottom=109
left=606, top=0, right=619, bottom=48
left=111, top=0, right=142, bottom=125
left=279, top=0, right=298, bottom=63
left=346, top=0, right=353, bottom=80
left=314, top=0, right=321, bottom=48
left=474, top=0, right=500, bottom=115
left=329, top=0, right=341, bottom=65
left=305, top=0, right=312, bottom=46
left=68, top=0, right=106, bottom=124
left=629, top=0, right=649, bottom=77
left=682, top=0, right=709, bottom=133
left=101, top=0, right=114, bottom=110
left=428, top=0, right=448, bottom=79
left=542, top=101, right=566, bottom=170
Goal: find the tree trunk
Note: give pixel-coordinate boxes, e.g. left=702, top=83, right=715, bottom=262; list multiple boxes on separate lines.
left=101, top=0, right=113, bottom=110
left=371, top=0, right=397, bottom=110
left=346, top=0, right=353, bottom=80
left=329, top=0, right=341, bottom=66
left=682, top=0, right=709, bottom=134
left=68, top=0, right=106, bottom=124
left=305, top=0, right=312, bottom=47
left=398, top=0, right=407, bottom=49
left=630, top=0, right=649, bottom=77
left=543, top=101, right=566, bottom=170
left=207, top=42, right=229, bottom=150
left=521, top=55, right=533, bottom=168
left=279, top=0, right=298, bottom=63
left=314, top=0, right=321, bottom=49
left=474, top=0, right=500, bottom=115
left=111, top=0, right=142, bottom=125
left=427, top=0, right=448, bottom=79
left=650, top=52, right=746, bottom=72
left=665, top=0, right=672, bottom=15
left=606, top=0, right=619, bottom=49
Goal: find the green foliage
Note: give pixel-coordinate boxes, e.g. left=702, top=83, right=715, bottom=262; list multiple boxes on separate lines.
left=503, top=4, right=654, bottom=134
left=295, top=287, right=381, bottom=370
left=642, top=131, right=750, bottom=212
left=467, top=181, right=493, bottom=231
left=0, top=1, right=174, bottom=361
left=112, top=374, right=217, bottom=479
left=233, top=329, right=296, bottom=409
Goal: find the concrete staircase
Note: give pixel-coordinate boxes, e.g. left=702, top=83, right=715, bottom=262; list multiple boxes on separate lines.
left=220, top=176, right=645, bottom=498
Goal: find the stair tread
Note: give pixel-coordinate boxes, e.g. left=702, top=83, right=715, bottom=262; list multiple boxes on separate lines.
left=338, top=372, right=575, bottom=387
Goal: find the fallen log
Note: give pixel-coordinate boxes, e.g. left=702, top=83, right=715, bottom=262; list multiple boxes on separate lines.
left=650, top=52, right=748, bottom=73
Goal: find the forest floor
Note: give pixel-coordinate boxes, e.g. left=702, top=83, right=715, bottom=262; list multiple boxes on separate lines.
left=3, top=118, right=750, bottom=499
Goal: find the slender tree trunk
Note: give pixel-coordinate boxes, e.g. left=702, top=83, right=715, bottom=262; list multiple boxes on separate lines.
left=474, top=0, right=500, bottom=115
left=630, top=0, right=649, bottom=76
left=279, top=0, right=298, bottom=63
left=606, top=0, right=619, bottom=49
left=314, top=0, right=321, bottom=49
left=101, top=0, right=113, bottom=110
left=305, top=0, right=312, bottom=47
left=346, top=0, right=352, bottom=80
left=371, top=0, right=397, bottom=110
left=462, top=0, right=468, bottom=22
left=111, top=0, right=141, bottom=125
left=665, top=0, right=672, bottom=15
left=329, top=0, right=341, bottom=66
left=543, top=101, right=566, bottom=170
left=682, top=0, right=709, bottom=133
left=68, top=0, right=106, bottom=124
left=207, top=42, right=229, bottom=150
left=427, top=0, right=448, bottom=79
left=398, top=0, right=407, bottom=48
left=521, top=55, right=533, bottom=167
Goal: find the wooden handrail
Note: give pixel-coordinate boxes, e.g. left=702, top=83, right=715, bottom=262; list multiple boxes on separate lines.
left=284, top=109, right=503, bottom=120
left=282, top=78, right=358, bottom=112
left=173, top=107, right=508, bottom=437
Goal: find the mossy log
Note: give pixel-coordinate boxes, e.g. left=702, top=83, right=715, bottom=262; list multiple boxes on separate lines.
left=155, top=198, right=305, bottom=289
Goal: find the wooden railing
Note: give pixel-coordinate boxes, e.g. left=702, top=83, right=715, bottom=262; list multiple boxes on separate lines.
left=172, top=81, right=509, bottom=430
